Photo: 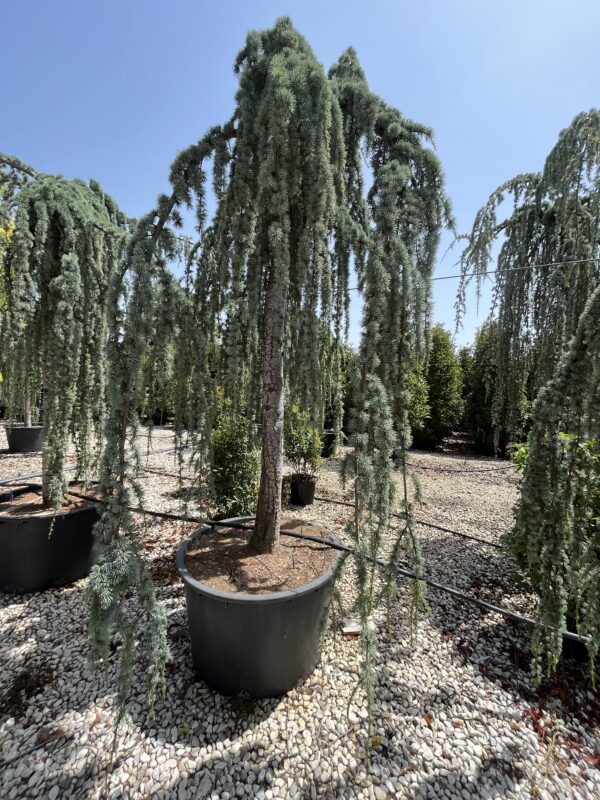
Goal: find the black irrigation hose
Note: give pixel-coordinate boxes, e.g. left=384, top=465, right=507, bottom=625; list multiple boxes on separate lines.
left=315, top=495, right=506, bottom=551
left=413, top=463, right=513, bottom=474
left=0, top=444, right=187, bottom=487
left=61, top=489, right=591, bottom=647
left=2, top=458, right=591, bottom=646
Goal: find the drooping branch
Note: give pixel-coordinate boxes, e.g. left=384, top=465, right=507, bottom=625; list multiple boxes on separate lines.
left=0, top=162, right=129, bottom=507
left=515, top=283, right=600, bottom=679
left=458, top=110, right=600, bottom=441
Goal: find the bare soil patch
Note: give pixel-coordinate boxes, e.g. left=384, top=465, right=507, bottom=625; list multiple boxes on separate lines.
left=185, top=518, right=338, bottom=594
left=0, top=662, right=55, bottom=719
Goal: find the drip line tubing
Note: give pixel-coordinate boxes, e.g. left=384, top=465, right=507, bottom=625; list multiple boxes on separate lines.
left=314, top=494, right=505, bottom=551
left=412, top=463, right=513, bottom=474
left=59, top=488, right=590, bottom=647
left=0, top=444, right=186, bottom=487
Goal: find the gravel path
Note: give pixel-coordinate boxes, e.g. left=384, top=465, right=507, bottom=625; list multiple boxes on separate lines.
left=1, top=432, right=598, bottom=799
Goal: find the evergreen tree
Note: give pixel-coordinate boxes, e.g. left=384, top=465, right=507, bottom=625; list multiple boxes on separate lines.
left=87, top=18, right=450, bottom=710
left=459, top=110, right=600, bottom=676
left=0, top=220, right=13, bottom=392
left=0, top=154, right=129, bottom=506
left=461, top=321, right=514, bottom=455
left=458, top=110, right=600, bottom=441
left=413, top=324, right=462, bottom=448
left=514, top=284, right=600, bottom=678
left=457, top=344, right=473, bottom=428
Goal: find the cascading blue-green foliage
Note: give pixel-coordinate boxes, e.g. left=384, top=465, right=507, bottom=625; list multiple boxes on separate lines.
left=0, top=155, right=128, bottom=507
left=86, top=18, right=450, bottom=715
left=458, top=110, right=600, bottom=680
left=458, top=110, right=600, bottom=442
left=515, top=284, right=600, bottom=681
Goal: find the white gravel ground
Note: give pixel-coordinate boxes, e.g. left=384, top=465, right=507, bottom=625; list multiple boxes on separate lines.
left=0, top=426, right=599, bottom=800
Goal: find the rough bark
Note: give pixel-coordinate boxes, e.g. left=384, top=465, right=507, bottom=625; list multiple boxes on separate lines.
left=253, top=263, right=288, bottom=554
left=41, top=419, right=63, bottom=508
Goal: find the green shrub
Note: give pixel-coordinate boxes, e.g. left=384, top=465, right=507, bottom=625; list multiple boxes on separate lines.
left=211, top=413, right=260, bottom=518
left=284, top=405, right=322, bottom=478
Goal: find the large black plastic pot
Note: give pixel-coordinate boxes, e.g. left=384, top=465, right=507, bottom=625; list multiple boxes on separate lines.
left=6, top=425, right=43, bottom=453
left=290, top=475, right=317, bottom=506
left=0, top=485, right=98, bottom=592
left=177, top=516, right=341, bottom=697
left=321, top=430, right=337, bottom=458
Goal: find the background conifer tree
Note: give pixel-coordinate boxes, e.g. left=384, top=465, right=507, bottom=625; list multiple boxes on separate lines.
left=412, top=324, right=462, bottom=449
left=0, top=154, right=129, bottom=507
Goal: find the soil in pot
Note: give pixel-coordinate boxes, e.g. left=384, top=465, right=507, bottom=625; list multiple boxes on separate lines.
left=0, top=483, right=100, bottom=592
left=290, top=475, right=317, bottom=506
left=186, top=518, right=337, bottom=595
left=0, top=484, right=98, bottom=517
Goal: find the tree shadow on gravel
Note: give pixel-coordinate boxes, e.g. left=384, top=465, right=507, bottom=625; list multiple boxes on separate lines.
left=125, top=602, right=280, bottom=746
left=409, top=533, right=600, bottom=786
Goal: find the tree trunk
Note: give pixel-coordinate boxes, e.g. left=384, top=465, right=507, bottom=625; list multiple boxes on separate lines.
left=41, top=420, right=65, bottom=508
left=41, top=430, right=51, bottom=507
left=252, top=263, right=288, bottom=554
left=23, top=401, right=32, bottom=428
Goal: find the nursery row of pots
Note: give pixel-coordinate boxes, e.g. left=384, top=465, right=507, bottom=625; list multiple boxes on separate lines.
left=1, top=425, right=338, bottom=458
left=0, top=470, right=337, bottom=697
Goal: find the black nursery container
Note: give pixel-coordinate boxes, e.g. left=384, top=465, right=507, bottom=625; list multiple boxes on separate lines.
left=0, top=485, right=98, bottom=592
left=321, top=429, right=337, bottom=458
left=6, top=425, right=43, bottom=453
left=177, top=516, right=341, bottom=698
left=290, top=475, right=317, bottom=506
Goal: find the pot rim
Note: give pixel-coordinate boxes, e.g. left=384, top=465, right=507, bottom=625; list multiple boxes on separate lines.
left=5, top=424, right=43, bottom=430
left=177, top=515, right=341, bottom=604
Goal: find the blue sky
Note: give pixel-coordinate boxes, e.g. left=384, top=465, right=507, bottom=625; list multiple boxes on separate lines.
left=2, top=1, right=599, bottom=345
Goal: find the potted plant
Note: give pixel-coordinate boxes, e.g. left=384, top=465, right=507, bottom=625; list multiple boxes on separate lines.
left=87, top=18, right=448, bottom=710
left=0, top=155, right=128, bottom=591
left=284, top=405, right=322, bottom=506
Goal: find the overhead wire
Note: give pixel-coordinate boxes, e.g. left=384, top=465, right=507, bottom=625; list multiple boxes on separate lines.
left=345, top=255, right=600, bottom=291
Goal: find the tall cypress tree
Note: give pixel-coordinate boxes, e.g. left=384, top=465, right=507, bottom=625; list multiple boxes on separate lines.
left=413, top=324, right=463, bottom=448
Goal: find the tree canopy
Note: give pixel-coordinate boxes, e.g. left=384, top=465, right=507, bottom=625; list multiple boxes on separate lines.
left=458, top=110, right=600, bottom=440
left=412, top=324, right=462, bottom=449
left=460, top=321, right=514, bottom=456
left=0, top=156, right=129, bottom=506
left=514, top=284, right=600, bottom=678
left=86, top=17, right=451, bottom=713
left=458, top=109, right=600, bottom=675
